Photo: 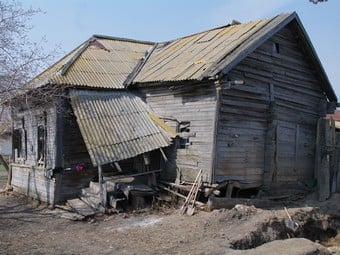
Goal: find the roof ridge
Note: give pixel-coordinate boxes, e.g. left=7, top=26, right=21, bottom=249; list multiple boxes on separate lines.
left=92, top=34, right=155, bottom=45
left=59, top=37, right=95, bottom=76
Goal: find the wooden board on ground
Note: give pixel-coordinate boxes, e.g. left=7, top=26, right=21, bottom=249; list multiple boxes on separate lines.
left=67, top=198, right=95, bottom=217
left=44, top=208, right=85, bottom=221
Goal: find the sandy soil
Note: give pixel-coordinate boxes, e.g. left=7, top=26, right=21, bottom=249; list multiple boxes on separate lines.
left=0, top=176, right=339, bottom=255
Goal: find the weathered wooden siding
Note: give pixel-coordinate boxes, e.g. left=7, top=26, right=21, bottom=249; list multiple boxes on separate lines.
left=55, top=103, right=97, bottom=201
left=214, top=81, right=268, bottom=185
left=11, top=102, right=60, bottom=203
left=11, top=101, right=97, bottom=203
left=11, top=164, right=56, bottom=204
left=12, top=103, right=57, bottom=168
left=60, top=105, right=93, bottom=171
left=136, top=82, right=218, bottom=183
left=214, top=24, right=327, bottom=188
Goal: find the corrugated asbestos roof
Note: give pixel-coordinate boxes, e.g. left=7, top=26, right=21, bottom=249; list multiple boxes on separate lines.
left=27, top=35, right=153, bottom=89
left=70, top=89, right=171, bottom=167
left=132, top=13, right=292, bottom=83
left=23, top=12, right=336, bottom=101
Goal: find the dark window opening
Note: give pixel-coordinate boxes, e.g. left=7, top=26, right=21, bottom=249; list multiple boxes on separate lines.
left=37, top=112, right=47, bottom=165
left=179, top=121, right=190, bottom=133
left=12, top=118, right=27, bottom=161
left=37, top=125, right=46, bottom=163
left=13, top=129, right=22, bottom=159
left=179, top=137, right=190, bottom=149
left=178, top=121, right=191, bottom=149
left=273, top=42, right=280, bottom=54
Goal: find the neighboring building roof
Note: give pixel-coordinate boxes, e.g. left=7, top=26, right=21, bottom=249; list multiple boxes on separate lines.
left=129, top=12, right=336, bottom=102
left=69, top=89, right=171, bottom=167
left=27, top=35, right=153, bottom=90
left=326, top=110, right=340, bottom=129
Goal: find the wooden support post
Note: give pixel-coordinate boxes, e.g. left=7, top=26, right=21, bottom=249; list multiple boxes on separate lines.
left=263, top=88, right=277, bottom=189
left=331, top=133, right=340, bottom=193
left=263, top=120, right=277, bottom=189
left=6, top=164, right=12, bottom=188
left=98, top=165, right=107, bottom=209
left=315, top=118, right=331, bottom=201
left=26, top=171, right=30, bottom=196
left=114, top=162, right=122, bottom=172
left=159, top=148, right=168, bottom=162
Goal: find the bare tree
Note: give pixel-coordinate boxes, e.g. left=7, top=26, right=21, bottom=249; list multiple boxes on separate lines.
left=0, top=0, right=59, bottom=124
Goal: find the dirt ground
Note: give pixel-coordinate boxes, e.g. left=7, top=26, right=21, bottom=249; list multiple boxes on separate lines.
left=0, top=174, right=340, bottom=255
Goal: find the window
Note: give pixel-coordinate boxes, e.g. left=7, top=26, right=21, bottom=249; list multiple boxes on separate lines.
left=12, top=118, right=27, bottom=161
left=12, top=129, right=22, bottom=158
left=37, top=125, right=46, bottom=162
left=178, top=121, right=191, bottom=149
left=37, top=112, right=47, bottom=165
left=273, top=42, right=280, bottom=54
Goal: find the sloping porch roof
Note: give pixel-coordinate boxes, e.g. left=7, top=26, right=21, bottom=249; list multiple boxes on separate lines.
left=70, top=89, right=172, bottom=167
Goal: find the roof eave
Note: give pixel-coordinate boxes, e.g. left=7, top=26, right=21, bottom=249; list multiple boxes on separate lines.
left=201, top=12, right=297, bottom=80
left=202, top=12, right=337, bottom=102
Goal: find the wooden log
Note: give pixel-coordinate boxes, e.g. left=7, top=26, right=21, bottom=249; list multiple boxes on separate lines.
left=207, top=195, right=283, bottom=211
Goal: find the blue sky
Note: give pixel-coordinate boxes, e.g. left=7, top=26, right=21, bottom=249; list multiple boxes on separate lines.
left=23, top=0, right=340, bottom=97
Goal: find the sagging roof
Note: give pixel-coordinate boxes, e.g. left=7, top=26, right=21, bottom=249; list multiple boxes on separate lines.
left=27, top=35, right=153, bottom=90
left=69, top=89, right=171, bottom=167
left=129, top=12, right=336, bottom=102
left=21, top=12, right=336, bottom=103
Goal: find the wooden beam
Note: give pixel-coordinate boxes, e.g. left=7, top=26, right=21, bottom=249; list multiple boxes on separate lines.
left=98, top=165, right=107, bottom=209
left=158, top=184, right=205, bottom=206
left=159, top=148, right=168, bottom=162
left=315, top=118, right=330, bottom=201
left=114, top=162, right=122, bottom=172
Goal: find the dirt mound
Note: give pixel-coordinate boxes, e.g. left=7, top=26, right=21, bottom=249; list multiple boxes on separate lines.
left=229, top=238, right=331, bottom=255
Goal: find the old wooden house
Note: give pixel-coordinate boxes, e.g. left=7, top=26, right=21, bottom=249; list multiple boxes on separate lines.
left=9, top=12, right=338, bottom=206
left=10, top=36, right=171, bottom=205
left=127, top=12, right=337, bottom=196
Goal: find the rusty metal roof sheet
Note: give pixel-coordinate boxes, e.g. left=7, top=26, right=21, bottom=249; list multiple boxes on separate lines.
left=28, top=35, right=153, bottom=90
left=131, top=13, right=293, bottom=83
left=69, top=89, right=171, bottom=167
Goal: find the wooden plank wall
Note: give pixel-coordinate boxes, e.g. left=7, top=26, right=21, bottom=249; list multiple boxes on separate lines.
left=61, top=106, right=93, bottom=171
left=11, top=164, right=56, bottom=204
left=12, top=104, right=57, bottom=168
left=136, top=82, right=218, bottom=183
left=56, top=104, right=97, bottom=202
left=215, top=24, right=327, bottom=188
left=214, top=77, right=268, bottom=186
left=11, top=103, right=60, bottom=203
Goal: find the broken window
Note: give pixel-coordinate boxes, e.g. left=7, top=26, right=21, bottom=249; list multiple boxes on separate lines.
left=12, top=129, right=22, bottom=159
left=178, top=121, right=191, bottom=149
left=37, top=112, right=47, bottom=165
left=12, top=118, right=27, bottom=161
